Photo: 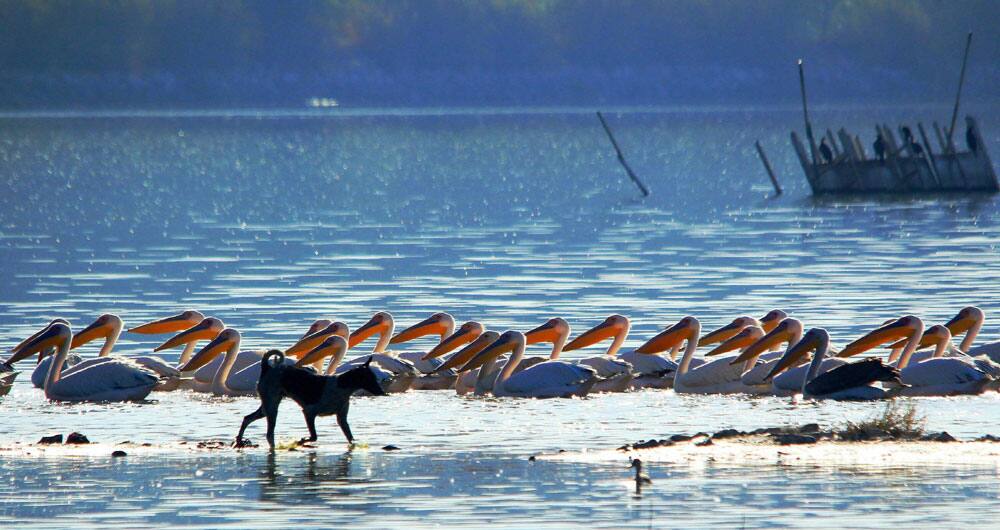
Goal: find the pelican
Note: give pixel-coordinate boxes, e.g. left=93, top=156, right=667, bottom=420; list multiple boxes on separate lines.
left=434, top=330, right=504, bottom=395
left=295, top=335, right=349, bottom=375
left=560, top=315, right=635, bottom=393
left=178, top=327, right=297, bottom=397
left=885, top=307, right=1000, bottom=375
left=284, top=321, right=351, bottom=363
left=702, top=325, right=772, bottom=394
left=335, top=312, right=420, bottom=393
left=725, top=318, right=846, bottom=396
left=421, top=322, right=492, bottom=395
left=8, top=322, right=158, bottom=402
left=458, top=330, right=597, bottom=398
left=387, top=313, right=463, bottom=389
left=7, top=318, right=74, bottom=388
left=521, top=318, right=571, bottom=369
left=635, top=316, right=756, bottom=394
left=152, top=317, right=232, bottom=392
left=765, top=328, right=901, bottom=400
left=839, top=317, right=996, bottom=396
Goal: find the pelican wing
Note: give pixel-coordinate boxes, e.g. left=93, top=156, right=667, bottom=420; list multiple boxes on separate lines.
left=503, top=361, right=595, bottom=396
left=619, top=351, right=678, bottom=376
left=193, top=350, right=262, bottom=381
left=901, top=358, right=990, bottom=387
left=772, top=359, right=846, bottom=392
left=49, top=360, right=158, bottom=402
left=968, top=340, right=1000, bottom=363
left=394, top=350, right=444, bottom=374
left=132, top=355, right=181, bottom=378
left=678, top=355, right=745, bottom=388
left=579, top=356, right=633, bottom=378
left=31, top=353, right=84, bottom=388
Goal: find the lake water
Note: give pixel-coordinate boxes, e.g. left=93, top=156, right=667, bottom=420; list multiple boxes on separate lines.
left=2, top=105, right=999, bottom=528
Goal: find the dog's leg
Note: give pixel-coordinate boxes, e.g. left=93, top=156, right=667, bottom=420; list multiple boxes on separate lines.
left=264, top=397, right=281, bottom=451
left=236, top=406, right=266, bottom=447
left=299, top=409, right=319, bottom=445
left=335, top=401, right=354, bottom=443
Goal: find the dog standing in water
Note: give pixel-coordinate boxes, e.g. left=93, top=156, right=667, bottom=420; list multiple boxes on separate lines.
left=236, top=347, right=386, bottom=449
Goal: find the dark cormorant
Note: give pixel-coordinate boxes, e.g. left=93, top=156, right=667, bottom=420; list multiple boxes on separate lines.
left=819, top=138, right=833, bottom=163
left=873, top=132, right=886, bottom=161
left=967, top=125, right=979, bottom=153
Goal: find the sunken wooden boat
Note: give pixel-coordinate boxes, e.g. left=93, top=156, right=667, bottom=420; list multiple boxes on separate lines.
left=792, top=116, right=997, bottom=194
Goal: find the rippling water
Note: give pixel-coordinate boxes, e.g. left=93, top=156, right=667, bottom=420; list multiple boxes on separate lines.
left=2, top=105, right=999, bottom=527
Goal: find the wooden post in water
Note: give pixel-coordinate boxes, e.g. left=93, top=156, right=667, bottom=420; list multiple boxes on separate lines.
left=946, top=32, right=973, bottom=153
left=798, top=59, right=818, bottom=165
left=596, top=112, right=650, bottom=197
left=754, top=140, right=782, bottom=195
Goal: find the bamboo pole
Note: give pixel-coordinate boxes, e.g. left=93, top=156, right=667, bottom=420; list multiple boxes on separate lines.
left=754, top=140, right=782, bottom=195
left=946, top=32, right=973, bottom=153
left=798, top=59, right=818, bottom=165
left=596, top=112, right=650, bottom=197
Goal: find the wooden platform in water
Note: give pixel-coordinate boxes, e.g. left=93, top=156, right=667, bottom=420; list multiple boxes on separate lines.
left=792, top=116, right=998, bottom=194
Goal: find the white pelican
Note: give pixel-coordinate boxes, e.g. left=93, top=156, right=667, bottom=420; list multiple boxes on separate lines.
left=634, top=316, right=755, bottom=394
left=295, top=335, right=349, bottom=375
left=153, top=317, right=240, bottom=392
left=178, top=327, right=297, bottom=397
left=701, top=325, right=772, bottom=394
left=838, top=317, right=996, bottom=396
left=388, top=312, right=463, bottom=389
left=765, top=327, right=902, bottom=400
left=725, top=318, right=847, bottom=396
left=285, top=321, right=350, bottom=364
left=560, top=315, right=635, bottom=392
left=421, top=322, right=491, bottom=394
left=7, top=318, right=74, bottom=388
left=433, top=330, right=504, bottom=395
left=9, top=322, right=159, bottom=402
left=458, top=330, right=597, bottom=398
left=338, top=312, right=420, bottom=393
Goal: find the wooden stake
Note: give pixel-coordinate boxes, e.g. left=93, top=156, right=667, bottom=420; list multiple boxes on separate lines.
left=755, top=140, right=782, bottom=195
left=947, top=32, right=973, bottom=153
left=798, top=59, right=818, bottom=165
left=596, top=112, right=650, bottom=197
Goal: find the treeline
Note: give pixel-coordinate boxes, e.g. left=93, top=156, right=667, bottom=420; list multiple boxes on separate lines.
left=1, top=0, right=997, bottom=107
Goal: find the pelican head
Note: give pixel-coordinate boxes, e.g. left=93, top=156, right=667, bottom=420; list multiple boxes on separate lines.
left=302, top=319, right=334, bottom=339
left=699, top=316, right=760, bottom=347
left=759, top=310, right=787, bottom=333
left=944, top=306, right=984, bottom=336
left=7, top=321, right=72, bottom=364
left=178, top=328, right=241, bottom=372
left=10, top=318, right=70, bottom=354
left=128, top=310, right=205, bottom=334
left=286, top=321, right=349, bottom=356
left=763, top=328, right=829, bottom=381
left=390, top=313, right=455, bottom=345
left=458, top=330, right=524, bottom=373
left=71, top=314, right=123, bottom=349
left=728, top=318, right=803, bottom=366
left=525, top=318, right=569, bottom=345
left=705, top=325, right=765, bottom=356
left=423, top=321, right=484, bottom=361
left=837, top=316, right=923, bottom=358
left=349, top=312, right=394, bottom=349
left=433, top=330, right=500, bottom=373
left=635, top=316, right=699, bottom=356
left=154, top=317, right=225, bottom=352
left=562, top=315, right=630, bottom=353
left=296, top=335, right=349, bottom=369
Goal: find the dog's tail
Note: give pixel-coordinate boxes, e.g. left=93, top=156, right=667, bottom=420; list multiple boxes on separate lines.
left=261, top=349, right=285, bottom=376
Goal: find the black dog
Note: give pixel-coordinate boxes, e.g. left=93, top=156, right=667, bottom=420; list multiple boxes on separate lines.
left=236, top=350, right=386, bottom=449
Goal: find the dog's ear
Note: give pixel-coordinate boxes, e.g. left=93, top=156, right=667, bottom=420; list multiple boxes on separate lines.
left=363, top=356, right=373, bottom=368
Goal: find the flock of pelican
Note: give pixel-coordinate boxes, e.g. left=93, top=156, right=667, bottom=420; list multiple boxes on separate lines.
left=1, top=306, right=999, bottom=403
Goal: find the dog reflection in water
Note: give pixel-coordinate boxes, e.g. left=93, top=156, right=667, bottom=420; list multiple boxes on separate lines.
left=236, top=343, right=387, bottom=450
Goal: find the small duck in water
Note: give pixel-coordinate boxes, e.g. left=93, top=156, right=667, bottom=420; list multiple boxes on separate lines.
left=630, top=458, right=652, bottom=486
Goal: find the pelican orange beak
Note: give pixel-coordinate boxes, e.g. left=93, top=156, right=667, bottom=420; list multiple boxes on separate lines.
left=698, top=316, right=758, bottom=347
left=287, top=322, right=349, bottom=356
left=563, top=316, right=627, bottom=352
left=10, top=318, right=69, bottom=353
left=177, top=330, right=236, bottom=372
left=154, top=318, right=224, bottom=352
left=459, top=331, right=518, bottom=373
left=71, top=314, right=120, bottom=349
left=128, top=310, right=205, bottom=334
left=728, top=318, right=802, bottom=366
left=635, top=318, right=696, bottom=355
left=423, top=322, right=483, bottom=361
left=434, top=331, right=501, bottom=373
left=349, top=313, right=391, bottom=349
left=7, top=322, right=69, bottom=364
left=706, top=326, right=764, bottom=356
left=302, top=319, right=333, bottom=340
left=944, top=306, right=983, bottom=336
left=759, top=310, right=787, bottom=333
left=525, top=319, right=566, bottom=345
left=838, top=316, right=922, bottom=358
left=763, top=331, right=821, bottom=381
left=391, top=313, right=453, bottom=345
left=296, top=335, right=348, bottom=368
